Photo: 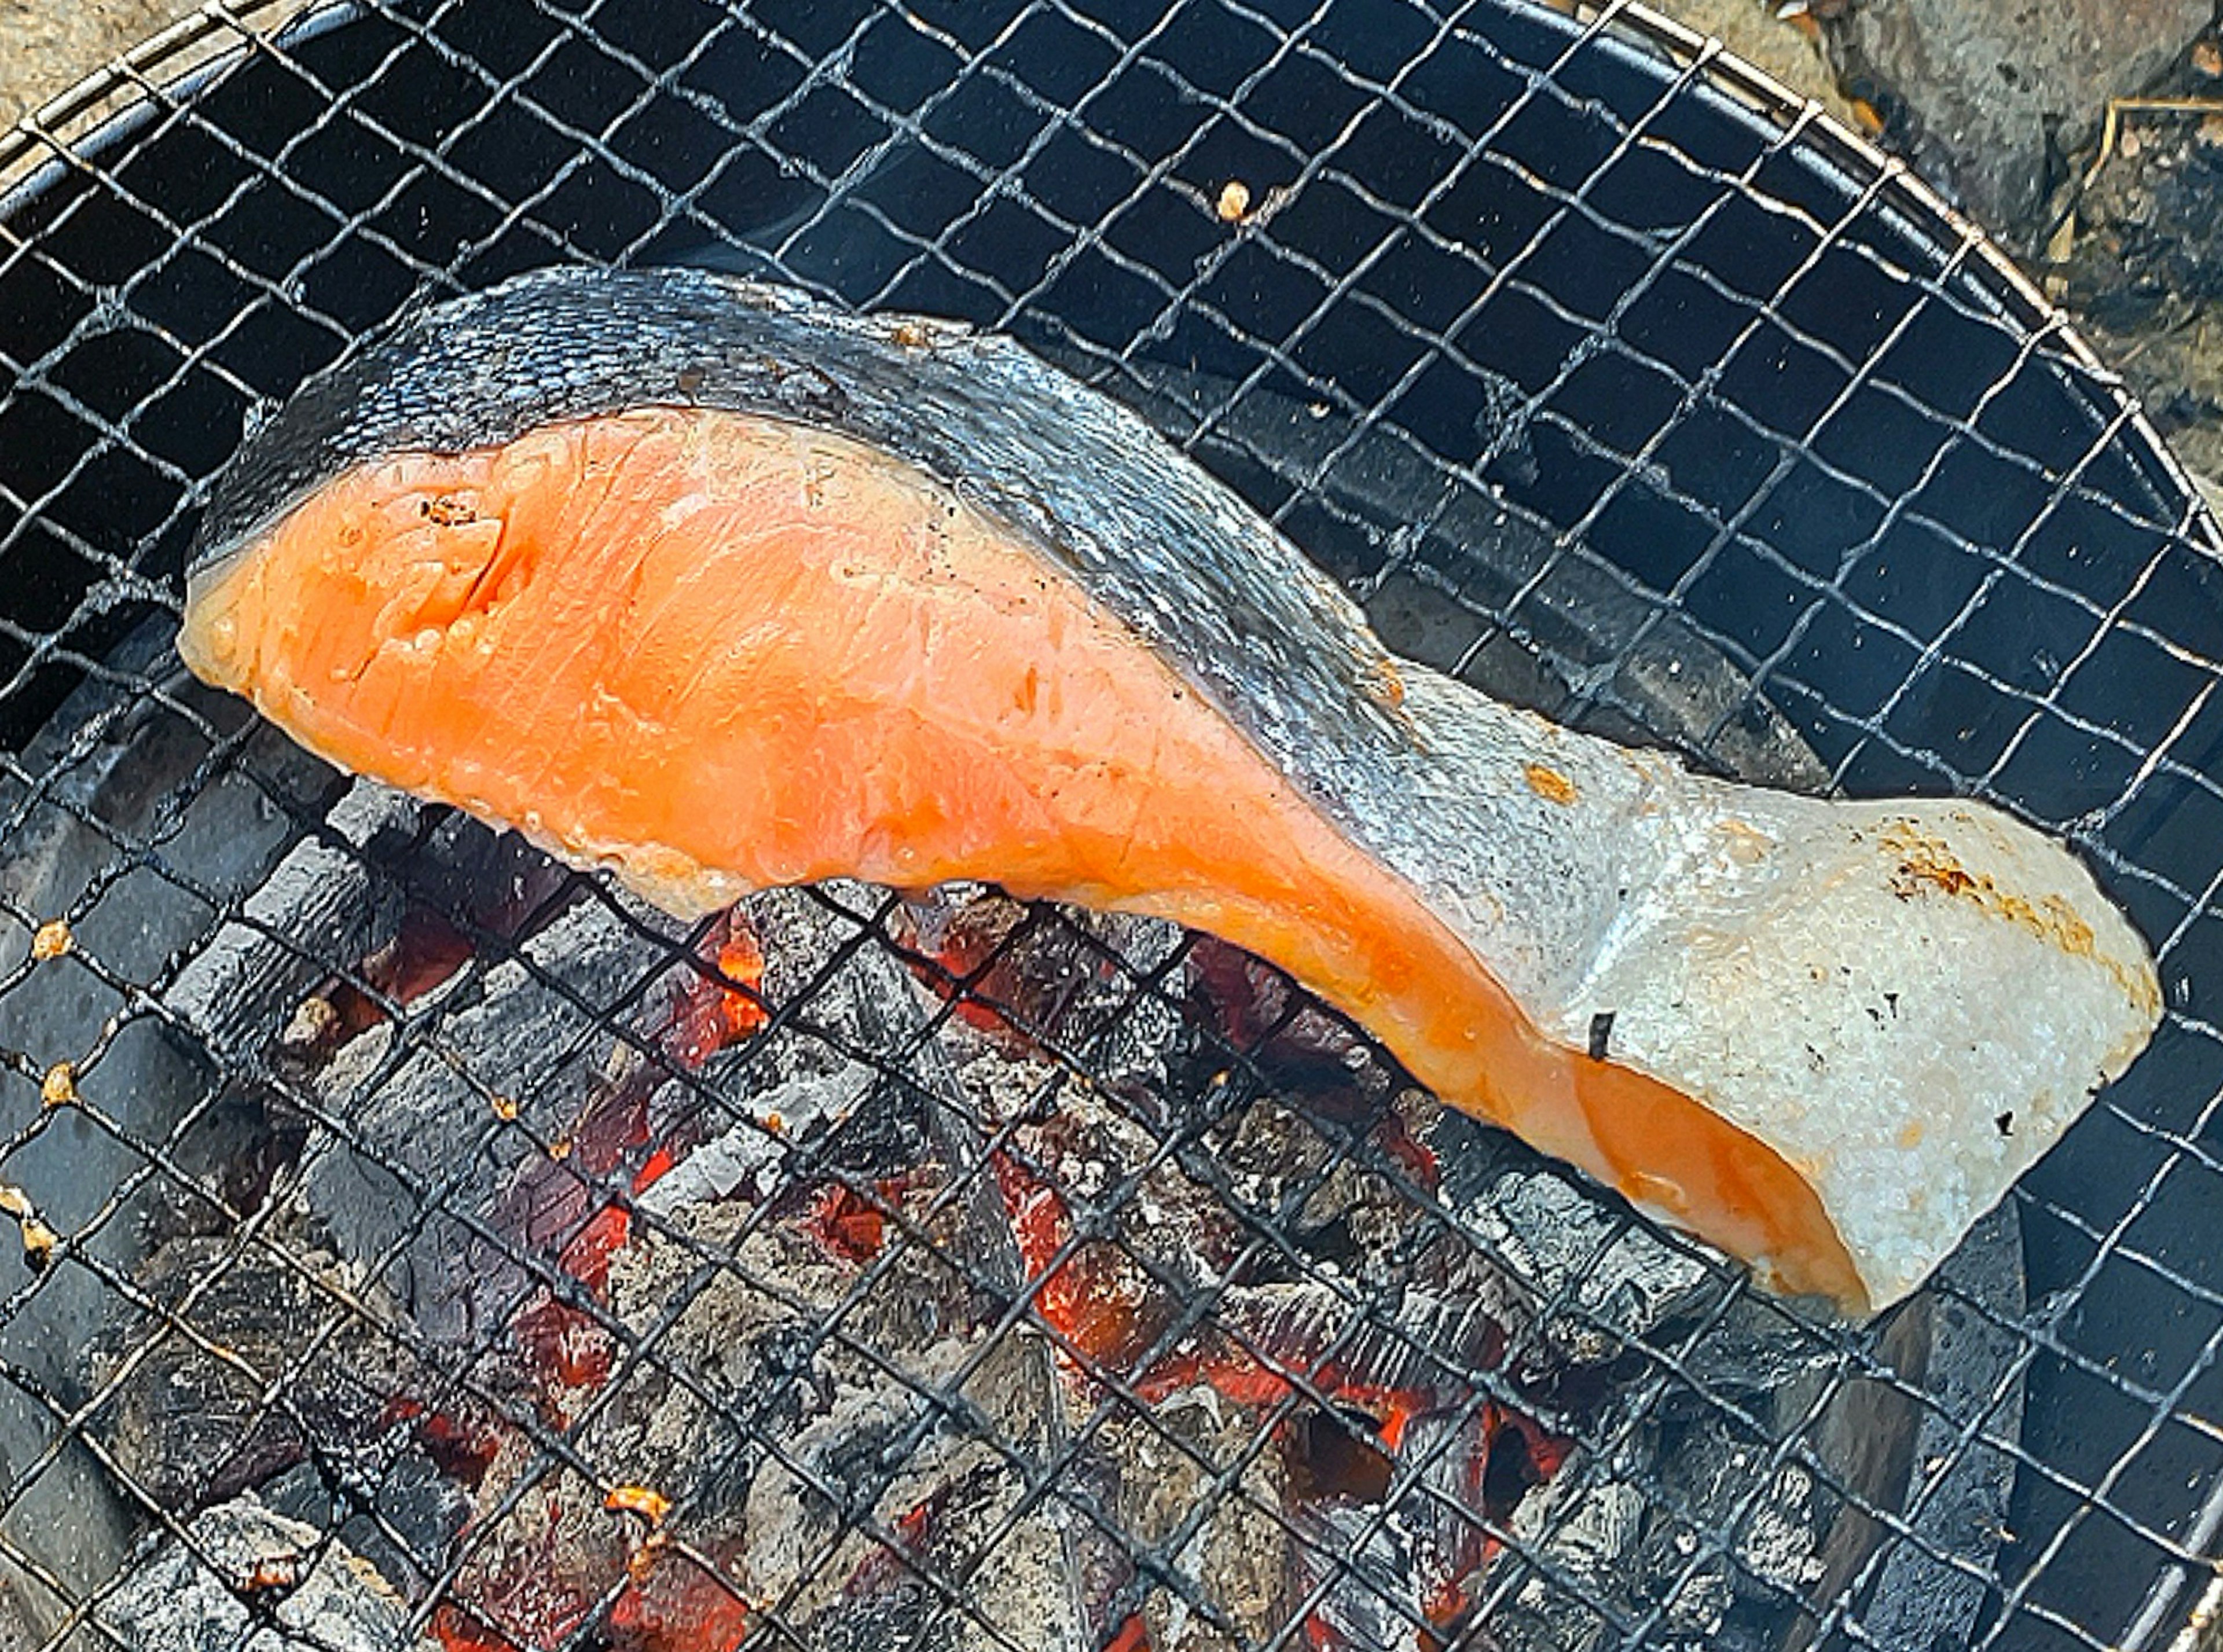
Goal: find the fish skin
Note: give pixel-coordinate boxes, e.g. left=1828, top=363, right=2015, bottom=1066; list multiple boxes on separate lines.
left=185, top=266, right=2160, bottom=1312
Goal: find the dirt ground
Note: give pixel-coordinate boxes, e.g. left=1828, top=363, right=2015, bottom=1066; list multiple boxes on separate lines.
left=0, top=0, right=2217, bottom=503
left=0, top=0, right=207, bottom=133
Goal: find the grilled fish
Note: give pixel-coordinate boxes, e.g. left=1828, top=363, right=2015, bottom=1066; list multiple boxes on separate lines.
left=178, top=266, right=2161, bottom=1313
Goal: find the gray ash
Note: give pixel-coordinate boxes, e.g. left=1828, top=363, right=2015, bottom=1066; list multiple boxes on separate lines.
left=66, top=808, right=1881, bottom=1651
left=93, top=1496, right=432, bottom=1652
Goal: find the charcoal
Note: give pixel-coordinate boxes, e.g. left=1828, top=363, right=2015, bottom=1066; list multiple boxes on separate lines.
left=743, top=1361, right=1078, bottom=1647
left=1485, top=1417, right=1833, bottom=1652
left=0, top=689, right=358, bottom=1643
left=244, top=1449, right=475, bottom=1609
left=895, top=886, right=1188, bottom=1091
left=91, top=1495, right=432, bottom=1651
left=1494, top=1471, right=1642, bottom=1652
left=1430, top=1114, right=1722, bottom=1370
left=1732, top=1462, right=1826, bottom=1597
left=607, top=1195, right=1086, bottom=1647
left=636, top=1062, right=876, bottom=1214
left=1213, top=1279, right=1520, bottom=1400
left=35, top=780, right=1976, bottom=1652
left=294, top=895, right=656, bottom=1347
left=82, top=1234, right=399, bottom=1516
left=1185, top=938, right=1406, bottom=1124
left=394, top=1136, right=1035, bottom=1651
left=1092, top=1383, right=1292, bottom=1650
left=164, top=780, right=414, bottom=1056
left=0, top=659, right=335, bottom=1631
left=1639, top=1428, right=1822, bottom=1642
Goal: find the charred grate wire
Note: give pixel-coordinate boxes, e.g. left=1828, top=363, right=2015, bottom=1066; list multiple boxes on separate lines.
left=0, top=0, right=2220, bottom=1649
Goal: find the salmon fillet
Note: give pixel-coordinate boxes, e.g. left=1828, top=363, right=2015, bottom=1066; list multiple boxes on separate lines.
left=178, top=267, right=2161, bottom=1314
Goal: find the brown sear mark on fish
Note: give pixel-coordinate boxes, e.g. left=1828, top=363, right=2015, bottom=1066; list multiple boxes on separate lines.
left=1880, top=819, right=2158, bottom=1016
left=1524, top=762, right=1577, bottom=805
left=1883, top=820, right=2092, bottom=945
left=422, top=491, right=477, bottom=527
left=1369, top=657, right=1407, bottom=711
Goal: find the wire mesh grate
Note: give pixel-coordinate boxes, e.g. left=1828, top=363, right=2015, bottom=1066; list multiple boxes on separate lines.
left=1, top=1, right=2221, bottom=1649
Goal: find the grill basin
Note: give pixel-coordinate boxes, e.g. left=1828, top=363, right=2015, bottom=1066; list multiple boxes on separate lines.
left=1, top=2, right=2220, bottom=1650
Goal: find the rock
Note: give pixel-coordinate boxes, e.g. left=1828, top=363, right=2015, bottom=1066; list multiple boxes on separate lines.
left=1644, top=0, right=1869, bottom=130
left=1839, top=0, right=2210, bottom=238
left=2058, top=98, right=2223, bottom=484
left=0, top=1, right=208, bottom=133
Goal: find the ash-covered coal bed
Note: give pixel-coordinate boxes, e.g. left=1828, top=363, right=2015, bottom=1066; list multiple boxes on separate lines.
left=0, top=624, right=1912, bottom=1652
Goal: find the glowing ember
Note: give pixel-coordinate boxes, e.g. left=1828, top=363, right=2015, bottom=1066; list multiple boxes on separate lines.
left=892, top=887, right=1031, bottom=1042
left=804, top=1180, right=896, bottom=1264
left=1105, top=1613, right=1155, bottom=1652
left=153, top=872, right=1584, bottom=1650
left=992, top=1150, right=1151, bottom=1370
left=672, top=912, right=770, bottom=1061
left=607, top=1546, right=751, bottom=1652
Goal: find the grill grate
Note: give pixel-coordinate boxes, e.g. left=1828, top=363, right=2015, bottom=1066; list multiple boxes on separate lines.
left=2, top=2, right=2221, bottom=1650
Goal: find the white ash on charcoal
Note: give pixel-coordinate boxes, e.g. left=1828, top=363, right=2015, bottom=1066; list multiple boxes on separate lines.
left=1210, top=1279, right=1524, bottom=1401
left=925, top=986, right=1577, bottom=1647
left=1494, top=1473, right=1645, bottom=1650
left=1204, top=1280, right=1567, bottom=1642
left=1287, top=1496, right=1443, bottom=1652
left=633, top=1061, right=878, bottom=1212
left=1091, top=1386, right=1292, bottom=1650
left=164, top=780, right=417, bottom=1058
left=1396, top=1102, right=1877, bottom=1650
left=400, top=894, right=1085, bottom=1652
left=72, top=1206, right=502, bottom=1614
left=738, top=1333, right=1080, bottom=1647
left=284, top=877, right=921, bottom=1357
left=1476, top=1408, right=1836, bottom=1652
left=91, top=1495, right=432, bottom=1652
left=929, top=987, right=1483, bottom=1372
left=287, top=884, right=688, bottom=1349
left=594, top=1177, right=1084, bottom=1646
left=605, top=1194, right=981, bottom=1477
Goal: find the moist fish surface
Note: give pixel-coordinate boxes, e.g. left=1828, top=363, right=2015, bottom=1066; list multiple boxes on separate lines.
left=178, top=265, right=2162, bottom=1315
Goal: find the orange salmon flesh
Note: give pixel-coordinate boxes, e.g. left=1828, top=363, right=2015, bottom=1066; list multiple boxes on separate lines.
left=180, top=406, right=1864, bottom=1305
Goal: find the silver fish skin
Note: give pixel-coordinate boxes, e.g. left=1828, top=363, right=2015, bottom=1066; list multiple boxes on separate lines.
left=188, top=266, right=2161, bottom=1312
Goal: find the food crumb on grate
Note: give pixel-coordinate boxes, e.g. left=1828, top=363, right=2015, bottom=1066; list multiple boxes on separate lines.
left=29, top=919, right=70, bottom=960
left=1216, top=179, right=1252, bottom=221
left=0, top=1185, right=57, bottom=1272
left=604, top=1485, right=672, bottom=1526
